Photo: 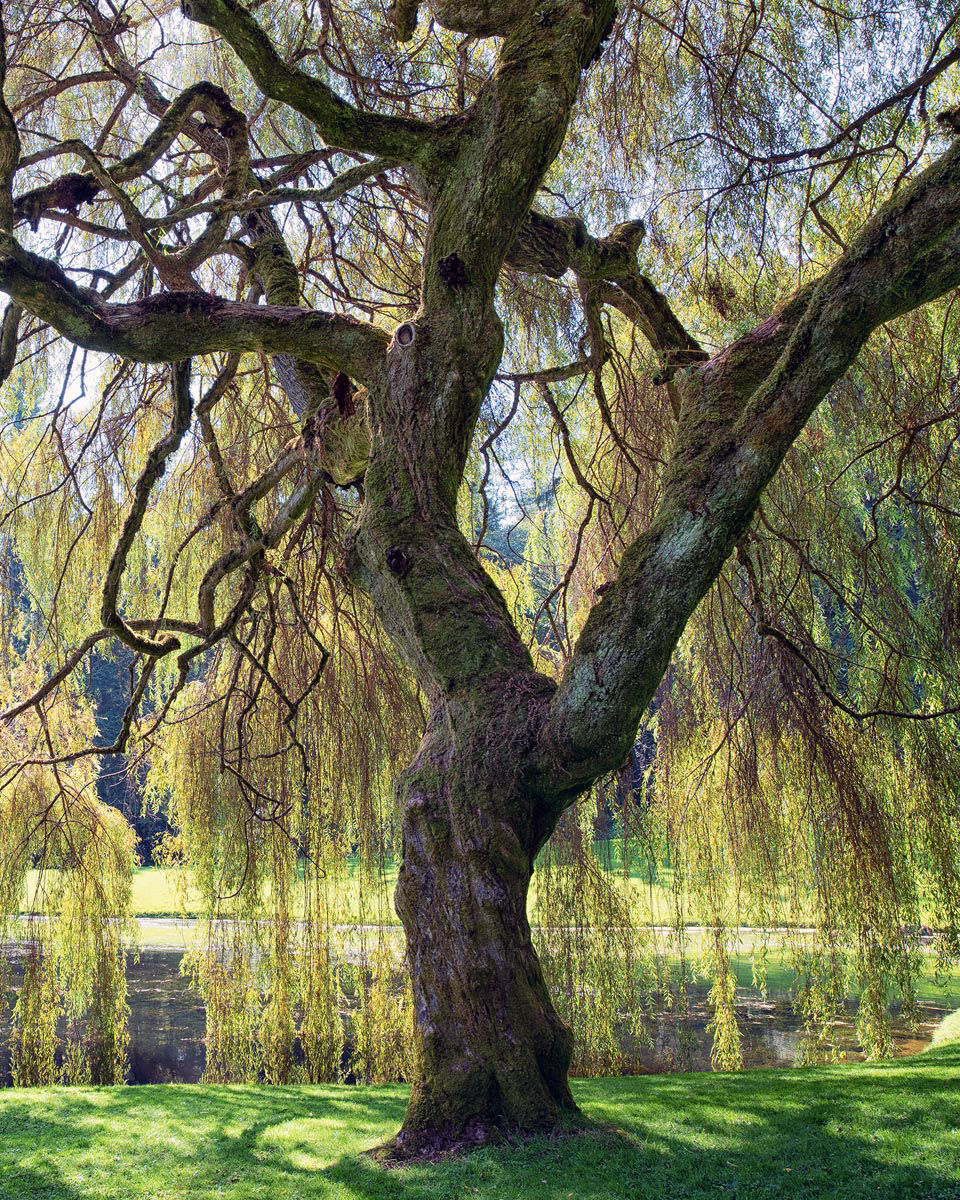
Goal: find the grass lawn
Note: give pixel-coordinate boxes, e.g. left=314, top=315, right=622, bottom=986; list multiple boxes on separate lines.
left=21, top=857, right=948, bottom=931
left=18, top=858, right=696, bottom=924
left=21, top=866, right=402, bottom=923
left=1, top=1039, right=958, bottom=1199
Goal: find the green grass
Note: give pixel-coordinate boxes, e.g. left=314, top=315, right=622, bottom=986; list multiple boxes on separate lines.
left=22, top=860, right=684, bottom=923
left=931, top=1007, right=960, bottom=1049
left=1, top=1042, right=958, bottom=1199
left=21, top=866, right=403, bottom=922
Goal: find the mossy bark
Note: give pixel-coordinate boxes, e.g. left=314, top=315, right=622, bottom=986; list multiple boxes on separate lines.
left=5, top=0, right=958, bottom=1158
left=388, top=716, right=577, bottom=1157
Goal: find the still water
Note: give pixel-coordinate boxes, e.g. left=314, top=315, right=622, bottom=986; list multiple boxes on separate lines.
left=2, top=945, right=955, bottom=1084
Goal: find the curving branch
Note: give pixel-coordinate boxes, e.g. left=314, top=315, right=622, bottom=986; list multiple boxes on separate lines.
left=100, top=361, right=196, bottom=656
left=506, top=211, right=707, bottom=377
left=594, top=275, right=708, bottom=379
left=0, top=618, right=203, bottom=726
left=542, top=140, right=960, bottom=789
left=0, top=233, right=389, bottom=381
left=17, top=24, right=375, bottom=433
left=179, top=0, right=436, bottom=162
left=12, top=81, right=248, bottom=237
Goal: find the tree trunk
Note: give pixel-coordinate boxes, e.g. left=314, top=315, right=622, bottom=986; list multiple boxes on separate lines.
left=388, top=719, right=577, bottom=1157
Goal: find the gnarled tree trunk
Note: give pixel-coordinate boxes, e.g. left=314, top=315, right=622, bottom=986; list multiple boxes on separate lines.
left=4, top=0, right=960, bottom=1162
left=390, top=713, right=576, bottom=1155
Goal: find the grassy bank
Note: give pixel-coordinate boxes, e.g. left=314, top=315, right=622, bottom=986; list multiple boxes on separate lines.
left=1, top=1041, right=958, bottom=1199
left=22, top=860, right=951, bottom=933
left=931, top=1007, right=960, bottom=1049
left=25, top=863, right=680, bottom=923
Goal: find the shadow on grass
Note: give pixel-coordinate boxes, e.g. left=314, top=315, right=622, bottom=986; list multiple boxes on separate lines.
left=0, top=1046, right=958, bottom=1199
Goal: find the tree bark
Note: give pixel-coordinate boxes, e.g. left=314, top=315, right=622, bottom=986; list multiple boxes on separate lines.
left=5, top=0, right=960, bottom=1161
left=389, top=711, right=577, bottom=1157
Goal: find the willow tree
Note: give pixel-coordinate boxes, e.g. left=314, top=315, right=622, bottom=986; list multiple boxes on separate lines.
left=2, top=0, right=960, bottom=1156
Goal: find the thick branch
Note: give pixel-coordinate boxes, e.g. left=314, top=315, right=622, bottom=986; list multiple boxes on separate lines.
left=180, top=0, right=434, bottom=161
left=506, top=211, right=706, bottom=375
left=0, top=19, right=18, bottom=231
left=0, top=297, right=20, bottom=382
left=595, top=276, right=708, bottom=377
left=541, top=141, right=960, bottom=789
left=353, top=2, right=618, bottom=701
left=427, top=0, right=528, bottom=36
left=0, top=233, right=388, bottom=381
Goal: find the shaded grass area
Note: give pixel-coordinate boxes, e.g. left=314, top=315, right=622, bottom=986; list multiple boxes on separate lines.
left=1, top=1042, right=959, bottom=1199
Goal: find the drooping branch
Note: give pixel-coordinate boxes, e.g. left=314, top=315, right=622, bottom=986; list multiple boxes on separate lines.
left=689, top=43, right=960, bottom=173
left=195, top=460, right=327, bottom=635
left=100, top=361, right=195, bottom=656
left=0, top=233, right=389, bottom=380
left=180, top=0, right=436, bottom=162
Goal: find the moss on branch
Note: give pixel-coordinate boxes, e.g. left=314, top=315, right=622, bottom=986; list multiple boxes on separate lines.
left=0, top=233, right=388, bottom=380
left=180, top=0, right=435, bottom=161
left=541, top=139, right=960, bottom=790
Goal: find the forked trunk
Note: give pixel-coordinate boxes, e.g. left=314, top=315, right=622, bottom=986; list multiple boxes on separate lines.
left=388, top=724, right=577, bottom=1157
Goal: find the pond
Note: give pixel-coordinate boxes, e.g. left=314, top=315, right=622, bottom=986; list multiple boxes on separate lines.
left=2, top=942, right=957, bottom=1084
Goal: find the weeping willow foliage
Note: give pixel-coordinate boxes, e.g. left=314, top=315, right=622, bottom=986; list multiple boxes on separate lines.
left=0, top=659, right=135, bottom=1084
left=485, top=286, right=960, bottom=1065
left=139, top=567, right=422, bottom=1084
left=2, top=0, right=960, bottom=1088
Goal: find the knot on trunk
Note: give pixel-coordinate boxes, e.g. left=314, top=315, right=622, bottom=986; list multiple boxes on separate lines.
left=386, top=546, right=411, bottom=577
left=392, top=322, right=417, bottom=349
left=437, top=252, right=468, bottom=288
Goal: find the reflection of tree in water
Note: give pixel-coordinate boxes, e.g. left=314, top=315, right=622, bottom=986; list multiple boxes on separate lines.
left=4, top=945, right=950, bottom=1085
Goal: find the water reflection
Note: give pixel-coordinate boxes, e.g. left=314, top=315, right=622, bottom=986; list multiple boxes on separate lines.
left=126, top=950, right=206, bottom=1084
left=0, top=944, right=954, bottom=1084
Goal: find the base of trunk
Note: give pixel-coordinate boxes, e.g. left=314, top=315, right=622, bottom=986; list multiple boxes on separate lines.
left=390, top=727, right=580, bottom=1160
left=378, top=1098, right=584, bottom=1163
left=387, top=1048, right=580, bottom=1160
